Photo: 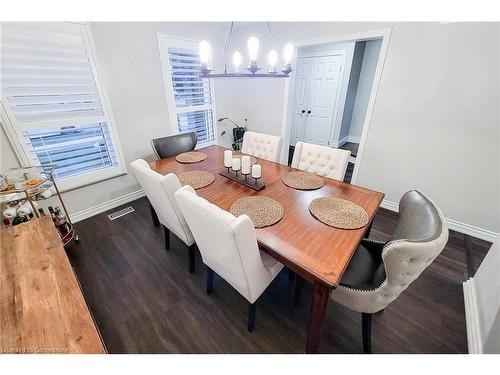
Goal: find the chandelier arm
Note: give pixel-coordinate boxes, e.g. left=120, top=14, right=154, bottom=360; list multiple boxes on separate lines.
left=266, top=22, right=280, bottom=50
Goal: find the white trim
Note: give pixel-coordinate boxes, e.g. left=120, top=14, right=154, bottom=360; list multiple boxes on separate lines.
left=331, top=136, right=349, bottom=148
left=71, top=189, right=145, bottom=223
left=347, top=135, right=360, bottom=143
left=281, top=28, right=392, bottom=184
left=380, top=198, right=499, bottom=243
left=463, top=278, right=483, bottom=354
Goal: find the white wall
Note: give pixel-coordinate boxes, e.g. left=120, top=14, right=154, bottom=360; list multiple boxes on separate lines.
left=215, top=22, right=500, bottom=236
left=340, top=41, right=365, bottom=142
left=349, top=38, right=382, bottom=142
left=1, top=22, right=227, bottom=218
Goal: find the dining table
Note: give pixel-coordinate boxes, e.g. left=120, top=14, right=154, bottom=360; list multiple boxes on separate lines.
left=150, top=145, right=384, bottom=353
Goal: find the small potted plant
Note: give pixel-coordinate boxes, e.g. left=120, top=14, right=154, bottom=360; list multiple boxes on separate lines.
left=218, top=117, right=247, bottom=151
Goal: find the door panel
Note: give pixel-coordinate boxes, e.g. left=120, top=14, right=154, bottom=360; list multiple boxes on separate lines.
left=290, top=59, right=311, bottom=144
left=291, top=54, right=343, bottom=146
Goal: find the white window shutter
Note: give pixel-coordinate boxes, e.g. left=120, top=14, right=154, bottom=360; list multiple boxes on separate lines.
left=1, top=23, right=125, bottom=189
left=166, top=47, right=215, bottom=143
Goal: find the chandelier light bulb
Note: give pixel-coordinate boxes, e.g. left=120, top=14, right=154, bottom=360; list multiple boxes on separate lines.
left=232, top=51, right=242, bottom=72
left=283, top=43, right=294, bottom=64
left=199, top=40, right=211, bottom=64
left=247, top=36, right=260, bottom=61
left=268, top=49, right=278, bottom=73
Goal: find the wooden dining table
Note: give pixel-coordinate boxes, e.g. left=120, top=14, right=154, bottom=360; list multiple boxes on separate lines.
left=150, top=145, right=384, bottom=353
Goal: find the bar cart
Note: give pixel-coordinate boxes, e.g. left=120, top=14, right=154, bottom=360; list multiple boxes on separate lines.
left=0, top=164, right=78, bottom=246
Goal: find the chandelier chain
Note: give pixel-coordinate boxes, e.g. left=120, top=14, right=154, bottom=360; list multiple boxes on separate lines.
left=265, top=22, right=279, bottom=50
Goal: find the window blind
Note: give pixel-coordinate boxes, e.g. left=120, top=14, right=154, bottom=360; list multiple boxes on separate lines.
left=24, top=123, right=117, bottom=180
left=1, top=23, right=123, bottom=187
left=167, top=47, right=215, bottom=143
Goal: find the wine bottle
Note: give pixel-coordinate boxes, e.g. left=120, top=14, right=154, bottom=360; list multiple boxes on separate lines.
left=12, top=215, right=27, bottom=226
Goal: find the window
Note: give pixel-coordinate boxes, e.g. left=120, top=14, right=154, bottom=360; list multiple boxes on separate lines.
left=0, top=22, right=125, bottom=191
left=158, top=35, right=216, bottom=144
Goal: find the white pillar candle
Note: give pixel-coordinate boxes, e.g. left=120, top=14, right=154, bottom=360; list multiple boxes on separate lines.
left=241, top=155, right=251, bottom=175
left=224, top=150, right=233, bottom=168
left=232, top=158, right=241, bottom=171
left=251, top=164, right=262, bottom=179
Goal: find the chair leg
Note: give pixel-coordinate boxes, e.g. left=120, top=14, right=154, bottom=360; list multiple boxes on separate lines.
left=163, top=226, right=170, bottom=251
left=248, top=302, right=257, bottom=332
left=150, top=203, right=160, bottom=227
left=206, top=267, right=214, bottom=295
left=362, top=312, right=372, bottom=354
left=188, top=244, right=196, bottom=274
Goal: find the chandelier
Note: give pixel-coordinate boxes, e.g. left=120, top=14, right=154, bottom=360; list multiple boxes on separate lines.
left=199, top=22, right=294, bottom=78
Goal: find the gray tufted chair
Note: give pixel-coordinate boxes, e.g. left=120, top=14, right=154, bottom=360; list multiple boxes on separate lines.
left=291, top=141, right=350, bottom=181
left=241, top=131, right=283, bottom=163
left=331, top=190, right=449, bottom=353
left=151, top=132, right=198, bottom=160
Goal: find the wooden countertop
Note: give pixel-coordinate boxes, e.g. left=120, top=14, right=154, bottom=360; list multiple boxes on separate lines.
left=0, top=216, right=105, bottom=354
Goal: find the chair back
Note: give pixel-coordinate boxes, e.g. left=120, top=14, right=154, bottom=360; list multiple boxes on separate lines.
left=333, top=190, right=449, bottom=313
left=129, top=159, right=194, bottom=245
left=241, top=131, right=283, bottom=162
left=382, top=190, right=448, bottom=286
left=152, top=132, right=197, bottom=159
left=174, top=185, right=273, bottom=303
left=291, top=141, right=350, bottom=181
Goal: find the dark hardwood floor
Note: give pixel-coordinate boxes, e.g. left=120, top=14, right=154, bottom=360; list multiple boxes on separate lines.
left=339, top=142, right=359, bottom=158
left=66, top=197, right=491, bottom=354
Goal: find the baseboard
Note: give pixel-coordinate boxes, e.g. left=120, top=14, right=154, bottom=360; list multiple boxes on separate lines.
left=71, top=189, right=146, bottom=223
left=331, top=136, right=349, bottom=148
left=347, top=136, right=360, bottom=143
left=380, top=198, right=499, bottom=242
left=463, top=278, right=482, bottom=353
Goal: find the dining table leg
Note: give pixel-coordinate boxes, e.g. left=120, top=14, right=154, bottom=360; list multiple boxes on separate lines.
left=305, top=281, right=332, bottom=353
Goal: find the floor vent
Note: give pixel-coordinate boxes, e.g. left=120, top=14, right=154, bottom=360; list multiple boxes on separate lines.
left=107, top=206, right=135, bottom=221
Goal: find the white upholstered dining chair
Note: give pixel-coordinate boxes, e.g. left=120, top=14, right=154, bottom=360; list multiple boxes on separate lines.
left=174, top=185, right=284, bottom=332
left=241, top=131, right=283, bottom=163
left=129, top=159, right=197, bottom=273
left=291, top=141, right=351, bottom=181
left=331, top=190, right=449, bottom=353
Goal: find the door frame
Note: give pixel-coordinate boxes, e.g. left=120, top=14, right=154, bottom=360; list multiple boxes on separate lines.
left=280, top=28, right=392, bottom=185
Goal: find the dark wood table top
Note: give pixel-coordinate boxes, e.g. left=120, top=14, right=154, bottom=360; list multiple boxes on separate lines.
left=150, top=145, right=384, bottom=287
left=0, top=216, right=106, bottom=354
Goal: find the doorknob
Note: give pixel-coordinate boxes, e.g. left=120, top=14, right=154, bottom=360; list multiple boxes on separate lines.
left=301, top=110, right=305, bottom=113
left=307, top=110, right=311, bottom=114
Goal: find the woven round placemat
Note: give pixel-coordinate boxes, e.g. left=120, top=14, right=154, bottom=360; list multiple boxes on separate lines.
left=233, top=152, right=258, bottom=165
left=309, top=197, right=369, bottom=230
left=178, top=170, right=215, bottom=190
left=282, top=171, right=324, bottom=190
left=175, top=151, right=208, bottom=164
left=230, top=196, right=284, bottom=228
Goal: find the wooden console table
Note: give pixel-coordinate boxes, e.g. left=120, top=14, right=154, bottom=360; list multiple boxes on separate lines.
left=0, top=217, right=105, bottom=354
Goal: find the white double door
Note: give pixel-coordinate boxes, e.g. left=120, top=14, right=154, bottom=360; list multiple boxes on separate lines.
left=290, top=53, right=344, bottom=146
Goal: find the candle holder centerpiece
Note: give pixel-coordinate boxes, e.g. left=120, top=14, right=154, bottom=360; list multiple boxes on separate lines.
left=219, top=150, right=265, bottom=191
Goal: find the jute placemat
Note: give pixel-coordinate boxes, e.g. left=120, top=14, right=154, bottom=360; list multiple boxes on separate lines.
left=178, top=170, right=215, bottom=190
left=230, top=196, right=284, bottom=228
left=309, top=197, right=369, bottom=230
left=282, top=171, right=324, bottom=190
left=233, top=152, right=258, bottom=165
left=175, top=151, right=208, bottom=164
